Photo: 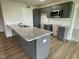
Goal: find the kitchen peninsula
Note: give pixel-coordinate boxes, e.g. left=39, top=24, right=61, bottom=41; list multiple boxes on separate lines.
left=7, top=24, right=52, bottom=59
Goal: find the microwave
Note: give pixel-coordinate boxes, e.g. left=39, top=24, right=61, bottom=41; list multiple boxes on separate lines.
left=47, top=10, right=63, bottom=18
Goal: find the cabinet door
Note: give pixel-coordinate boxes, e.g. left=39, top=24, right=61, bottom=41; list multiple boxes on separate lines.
left=37, top=35, right=51, bottom=59
left=49, top=6, right=56, bottom=11
left=56, top=5, right=63, bottom=10
left=57, top=27, right=65, bottom=40
left=33, top=9, right=41, bottom=28
left=47, top=5, right=63, bottom=18
left=62, top=2, right=73, bottom=18
left=47, top=7, right=50, bottom=18
left=47, top=6, right=53, bottom=18
left=41, top=7, right=48, bottom=13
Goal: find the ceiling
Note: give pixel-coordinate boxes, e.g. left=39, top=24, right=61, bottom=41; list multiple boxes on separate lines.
left=12, top=0, right=63, bottom=6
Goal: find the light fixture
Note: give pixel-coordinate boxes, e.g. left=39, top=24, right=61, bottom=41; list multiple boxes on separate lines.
left=40, top=0, right=44, bottom=2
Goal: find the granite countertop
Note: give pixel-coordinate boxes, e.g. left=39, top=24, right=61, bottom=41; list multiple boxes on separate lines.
left=7, top=24, right=53, bottom=42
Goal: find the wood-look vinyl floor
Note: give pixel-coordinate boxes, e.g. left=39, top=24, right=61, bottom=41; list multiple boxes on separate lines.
left=0, top=32, right=79, bottom=59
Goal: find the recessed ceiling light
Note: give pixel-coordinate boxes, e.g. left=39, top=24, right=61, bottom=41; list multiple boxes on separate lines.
left=40, top=0, right=44, bottom=2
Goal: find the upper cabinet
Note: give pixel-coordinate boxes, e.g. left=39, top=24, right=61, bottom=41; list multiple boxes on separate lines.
left=62, top=2, right=73, bottom=18
left=41, top=7, right=47, bottom=13
left=40, top=1, right=73, bottom=18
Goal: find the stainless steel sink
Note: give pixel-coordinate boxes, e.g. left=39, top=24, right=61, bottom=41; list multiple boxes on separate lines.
left=18, top=24, right=29, bottom=28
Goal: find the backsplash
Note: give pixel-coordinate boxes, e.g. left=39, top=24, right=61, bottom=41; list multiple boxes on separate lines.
left=41, top=13, right=72, bottom=26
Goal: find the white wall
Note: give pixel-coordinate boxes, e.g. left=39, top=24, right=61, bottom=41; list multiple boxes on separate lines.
left=1, top=0, right=34, bottom=37
left=21, top=7, right=33, bottom=26
left=70, top=3, right=79, bottom=42
left=74, top=4, right=79, bottom=29
left=67, top=3, right=78, bottom=40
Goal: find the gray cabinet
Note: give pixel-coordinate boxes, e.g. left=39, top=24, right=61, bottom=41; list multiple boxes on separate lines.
left=57, top=27, right=65, bottom=41
left=41, top=7, right=48, bottom=13
left=47, top=5, right=63, bottom=18
left=33, top=9, right=41, bottom=28
left=56, top=5, right=63, bottom=10
left=40, top=1, right=73, bottom=18
left=62, top=2, right=73, bottom=18
left=12, top=30, right=51, bottom=59
left=57, top=27, right=69, bottom=41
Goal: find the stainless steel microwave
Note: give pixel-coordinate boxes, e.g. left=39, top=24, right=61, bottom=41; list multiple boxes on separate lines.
left=47, top=10, right=63, bottom=18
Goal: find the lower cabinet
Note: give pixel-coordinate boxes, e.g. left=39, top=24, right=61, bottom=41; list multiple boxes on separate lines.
left=57, top=27, right=65, bottom=41
left=57, top=27, right=69, bottom=41
left=12, top=30, right=51, bottom=59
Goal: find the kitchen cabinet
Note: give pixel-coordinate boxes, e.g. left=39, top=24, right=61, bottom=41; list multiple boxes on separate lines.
left=33, top=9, right=41, bottom=28
left=40, top=5, right=63, bottom=18
left=56, top=5, right=63, bottom=10
left=57, top=27, right=65, bottom=40
left=51, top=5, right=62, bottom=11
left=57, top=26, right=69, bottom=41
left=62, top=2, right=73, bottom=18
left=47, top=5, right=63, bottom=18
left=46, top=5, right=62, bottom=12
left=9, top=24, right=52, bottom=59
left=41, top=1, right=73, bottom=18
left=41, top=7, right=48, bottom=13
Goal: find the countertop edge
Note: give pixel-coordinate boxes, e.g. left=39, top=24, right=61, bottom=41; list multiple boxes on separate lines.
left=26, top=32, right=53, bottom=42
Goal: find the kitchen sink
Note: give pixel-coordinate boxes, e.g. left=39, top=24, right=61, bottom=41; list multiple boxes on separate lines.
left=18, top=24, right=29, bottom=28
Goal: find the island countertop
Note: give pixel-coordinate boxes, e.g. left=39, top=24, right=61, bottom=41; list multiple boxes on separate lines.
left=7, top=24, right=53, bottom=42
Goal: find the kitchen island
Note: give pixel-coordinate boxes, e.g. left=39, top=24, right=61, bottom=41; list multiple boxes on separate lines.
left=8, top=24, right=52, bottom=59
